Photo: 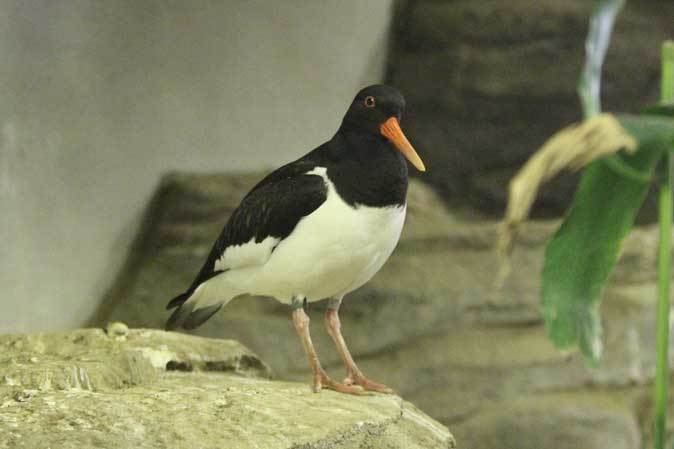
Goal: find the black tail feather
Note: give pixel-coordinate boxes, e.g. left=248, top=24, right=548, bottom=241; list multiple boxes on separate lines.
left=183, top=304, right=223, bottom=330
left=167, top=292, right=190, bottom=310
left=165, top=302, right=193, bottom=330
left=165, top=300, right=224, bottom=331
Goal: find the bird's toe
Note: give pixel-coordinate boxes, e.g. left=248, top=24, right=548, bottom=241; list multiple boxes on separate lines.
left=324, top=379, right=365, bottom=395
left=315, top=371, right=365, bottom=395
left=347, top=373, right=394, bottom=394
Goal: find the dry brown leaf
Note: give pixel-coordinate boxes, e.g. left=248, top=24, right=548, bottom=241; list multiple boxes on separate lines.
left=495, top=113, right=637, bottom=287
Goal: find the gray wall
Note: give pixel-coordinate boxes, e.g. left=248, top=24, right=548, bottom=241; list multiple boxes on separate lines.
left=0, top=1, right=394, bottom=332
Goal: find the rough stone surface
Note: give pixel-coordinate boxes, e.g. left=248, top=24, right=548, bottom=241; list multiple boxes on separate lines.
left=451, top=394, right=641, bottom=449
left=0, top=329, right=454, bottom=449
left=99, top=172, right=674, bottom=448
left=0, top=328, right=270, bottom=397
left=390, top=0, right=674, bottom=217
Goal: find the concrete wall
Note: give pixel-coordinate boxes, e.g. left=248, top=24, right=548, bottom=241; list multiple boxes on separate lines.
left=0, top=0, right=394, bottom=332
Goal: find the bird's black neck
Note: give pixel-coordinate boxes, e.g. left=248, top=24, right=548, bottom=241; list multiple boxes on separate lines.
left=311, top=130, right=408, bottom=208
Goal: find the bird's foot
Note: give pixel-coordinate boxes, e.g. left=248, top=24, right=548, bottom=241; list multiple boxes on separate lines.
left=313, top=370, right=364, bottom=395
left=344, top=372, right=394, bottom=394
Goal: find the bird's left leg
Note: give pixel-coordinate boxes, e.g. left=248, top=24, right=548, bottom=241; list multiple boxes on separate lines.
left=324, top=298, right=394, bottom=394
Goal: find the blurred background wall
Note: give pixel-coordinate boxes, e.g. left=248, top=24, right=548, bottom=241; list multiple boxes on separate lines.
left=390, top=0, right=670, bottom=217
left=0, top=0, right=395, bottom=333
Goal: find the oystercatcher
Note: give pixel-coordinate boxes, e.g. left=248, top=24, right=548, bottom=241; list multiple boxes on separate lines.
left=166, top=84, right=425, bottom=394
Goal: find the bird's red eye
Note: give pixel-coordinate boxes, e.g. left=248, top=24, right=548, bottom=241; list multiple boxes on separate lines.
left=364, top=96, right=376, bottom=108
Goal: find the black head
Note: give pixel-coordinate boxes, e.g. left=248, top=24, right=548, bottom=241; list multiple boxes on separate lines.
left=340, top=84, right=406, bottom=134
left=339, top=84, right=425, bottom=172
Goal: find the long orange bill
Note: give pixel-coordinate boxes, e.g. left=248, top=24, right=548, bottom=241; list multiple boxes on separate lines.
left=380, top=117, right=426, bottom=172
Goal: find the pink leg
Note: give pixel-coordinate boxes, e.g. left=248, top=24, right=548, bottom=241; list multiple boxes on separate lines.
left=292, top=307, right=363, bottom=394
left=325, top=308, right=394, bottom=394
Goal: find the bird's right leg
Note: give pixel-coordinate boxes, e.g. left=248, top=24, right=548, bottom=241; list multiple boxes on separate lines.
left=291, top=297, right=362, bottom=394
left=324, top=298, right=394, bottom=394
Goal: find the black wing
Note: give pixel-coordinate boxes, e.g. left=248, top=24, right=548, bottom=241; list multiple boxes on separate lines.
left=167, top=164, right=327, bottom=309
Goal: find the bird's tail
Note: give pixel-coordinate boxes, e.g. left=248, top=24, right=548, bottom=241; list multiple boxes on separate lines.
left=166, top=292, right=190, bottom=310
left=165, top=278, right=241, bottom=331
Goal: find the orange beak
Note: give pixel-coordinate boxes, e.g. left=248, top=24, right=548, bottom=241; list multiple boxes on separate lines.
left=380, top=117, right=426, bottom=172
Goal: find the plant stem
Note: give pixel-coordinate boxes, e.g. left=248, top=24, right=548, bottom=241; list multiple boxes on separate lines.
left=655, top=158, right=672, bottom=449
left=577, top=0, right=626, bottom=119
left=662, top=42, right=674, bottom=105
left=654, top=40, right=674, bottom=449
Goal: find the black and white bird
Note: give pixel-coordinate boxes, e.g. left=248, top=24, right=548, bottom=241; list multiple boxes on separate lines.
left=166, top=85, right=425, bottom=394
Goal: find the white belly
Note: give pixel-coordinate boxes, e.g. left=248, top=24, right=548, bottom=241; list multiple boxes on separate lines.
left=228, top=168, right=406, bottom=304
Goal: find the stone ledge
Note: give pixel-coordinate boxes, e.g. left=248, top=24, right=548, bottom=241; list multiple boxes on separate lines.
left=0, top=328, right=454, bottom=449
left=0, top=326, right=271, bottom=396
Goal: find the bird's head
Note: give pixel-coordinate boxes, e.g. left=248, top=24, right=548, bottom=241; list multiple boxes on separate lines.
left=340, top=84, right=425, bottom=172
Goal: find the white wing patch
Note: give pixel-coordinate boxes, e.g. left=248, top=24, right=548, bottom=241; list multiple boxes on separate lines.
left=214, top=236, right=280, bottom=271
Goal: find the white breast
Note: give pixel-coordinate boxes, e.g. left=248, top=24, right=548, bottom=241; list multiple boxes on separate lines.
left=226, top=167, right=406, bottom=304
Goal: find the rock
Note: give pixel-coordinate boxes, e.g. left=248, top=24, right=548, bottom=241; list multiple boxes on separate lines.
left=1, top=375, right=454, bottom=449
left=0, top=327, right=271, bottom=398
left=105, top=321, right=129, bottom=339
left=389, top=0, right=674, bottom=217
left=333, top=287, right=658, bottom=424
left=451, top=395, right=641, bottom=449
left=0, top=329, right=454, bottom=449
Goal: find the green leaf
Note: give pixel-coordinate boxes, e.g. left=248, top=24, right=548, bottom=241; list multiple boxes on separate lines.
left=541, top=114, right=672, bottom=363
left=641, top=104, right=674, bottom=118
left=619, top=114, right=674, bottom=149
